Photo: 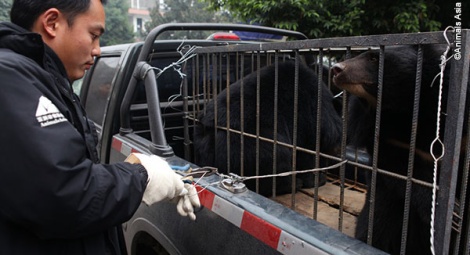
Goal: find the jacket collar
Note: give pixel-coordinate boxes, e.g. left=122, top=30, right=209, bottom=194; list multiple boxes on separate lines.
left=0, top=21, right=69, bottom=82
left=0, top=22, right=44, bottom=65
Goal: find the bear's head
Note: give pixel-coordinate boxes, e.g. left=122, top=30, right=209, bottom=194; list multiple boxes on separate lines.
left=331, top=45, right=442, bottom=111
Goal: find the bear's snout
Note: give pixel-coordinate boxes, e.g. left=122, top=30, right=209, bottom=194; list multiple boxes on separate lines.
left=331, top=63, right=345, bottom=76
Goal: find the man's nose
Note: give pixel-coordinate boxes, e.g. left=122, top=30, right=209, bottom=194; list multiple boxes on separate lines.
left=92, top=43, right=101, bottom=57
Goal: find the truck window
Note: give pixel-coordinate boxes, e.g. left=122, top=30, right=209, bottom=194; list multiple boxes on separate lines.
left=72, top=77, right=84, bottom=95
left=85, top=56, right=120, bottom=125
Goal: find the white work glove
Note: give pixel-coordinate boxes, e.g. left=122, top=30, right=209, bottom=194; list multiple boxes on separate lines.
left=126, top=153, right=200, bottom=220
left=176, top=183, right=201, bottom=221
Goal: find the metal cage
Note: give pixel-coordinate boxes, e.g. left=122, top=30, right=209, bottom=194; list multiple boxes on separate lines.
left=182, top=30, right=470, bottom=255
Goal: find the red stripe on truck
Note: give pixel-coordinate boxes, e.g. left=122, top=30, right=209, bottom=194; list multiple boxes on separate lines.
left=241, top=211, right=282, bottom=249
left=196, top=186, right=215, bottom=210
left=112, top=137, right=122, bottom=152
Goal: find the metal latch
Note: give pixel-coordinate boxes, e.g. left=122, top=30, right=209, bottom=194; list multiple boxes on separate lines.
left=220, top=173, right=247, bottom=193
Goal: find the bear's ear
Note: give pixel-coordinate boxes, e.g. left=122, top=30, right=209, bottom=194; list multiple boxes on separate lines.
left=367, top=53, right=378, bottom=63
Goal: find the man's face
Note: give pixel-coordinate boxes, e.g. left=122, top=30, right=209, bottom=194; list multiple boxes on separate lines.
left=53, top=0, right=105, bottom=81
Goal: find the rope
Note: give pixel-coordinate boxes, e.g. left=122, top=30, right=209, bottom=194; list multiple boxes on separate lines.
left=429, top=26, right=455, bottom=255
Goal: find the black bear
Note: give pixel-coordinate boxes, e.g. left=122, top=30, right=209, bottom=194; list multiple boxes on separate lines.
left=331, top=44, right=467, bottom=254
left=193, top=60, right=342, bottom=196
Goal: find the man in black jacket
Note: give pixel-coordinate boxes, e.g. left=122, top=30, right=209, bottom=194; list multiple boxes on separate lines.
left=0, top=0, right=199, bottom=254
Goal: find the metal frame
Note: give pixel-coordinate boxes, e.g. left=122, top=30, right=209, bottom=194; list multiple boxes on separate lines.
left=183, top=29, right=470, bottom=255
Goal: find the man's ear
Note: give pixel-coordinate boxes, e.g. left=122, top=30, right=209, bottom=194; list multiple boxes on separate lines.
left=36, top=8, right=62, bottom=38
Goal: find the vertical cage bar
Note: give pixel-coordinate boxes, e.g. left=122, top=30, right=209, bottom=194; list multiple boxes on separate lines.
left=272, top=52, right=279, bottom=197
left=212, top=53, right=219, bottom=167
left=225, top=53, right=231, bottom=174
left=182, top=54, right=193, bottom=161
left=367, top=45, right=385, bottom=245
left=314, top=48, right=324, bottom=222
left=399, top=45, right=423, bottom=255
left=240, top=53, right=245, bottom=178
left=458, top=106, right=470, bottom=255
left=255, top=51, right=261, bottom=194
left=338, top=47, right=351, bottom=229
left=290, top=51, right=300, bottom=207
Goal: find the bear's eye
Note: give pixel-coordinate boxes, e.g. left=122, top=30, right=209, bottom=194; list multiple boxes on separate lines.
left=369, top=56, right=378, bottom=62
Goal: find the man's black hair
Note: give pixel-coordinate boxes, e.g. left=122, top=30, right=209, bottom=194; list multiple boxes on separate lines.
left=10, top=0, right=108, bottom=30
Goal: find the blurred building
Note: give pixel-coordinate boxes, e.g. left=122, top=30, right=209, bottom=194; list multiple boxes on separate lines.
left=128, top=0, right=158, bottom=36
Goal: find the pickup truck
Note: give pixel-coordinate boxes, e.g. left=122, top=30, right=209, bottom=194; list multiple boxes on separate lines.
left=76, top=23, right=386, bottom=254
left=78, top=22, right=470, bottom=254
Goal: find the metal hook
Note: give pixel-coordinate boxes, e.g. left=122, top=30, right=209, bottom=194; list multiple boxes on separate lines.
left=443, top=26, right=455, bottom=47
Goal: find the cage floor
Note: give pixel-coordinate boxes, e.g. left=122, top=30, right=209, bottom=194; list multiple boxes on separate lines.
left=272, top=180, right=366, bottom=237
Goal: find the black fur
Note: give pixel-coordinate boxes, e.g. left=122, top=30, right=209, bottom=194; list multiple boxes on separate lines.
left=193, top=61, right=342, bottom=196
left=332, top=45, right=456, bottom=254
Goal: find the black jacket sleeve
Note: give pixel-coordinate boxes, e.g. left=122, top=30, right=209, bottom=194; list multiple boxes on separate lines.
left=0, top=50, right=148, bottom=239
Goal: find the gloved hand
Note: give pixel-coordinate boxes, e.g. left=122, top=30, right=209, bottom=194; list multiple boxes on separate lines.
left=126, top=153, right=186, bottom=205
left=125, top=153, right=200, bottom=220
left=176, top=183, right=201, bottom=221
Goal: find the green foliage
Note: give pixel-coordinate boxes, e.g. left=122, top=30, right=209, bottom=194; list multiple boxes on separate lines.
left=203, top=0, right=459, bottom=38
left=362, top=0, right=441, bottom=34
left=204, top=0, right=365, bottom=38
left=145, top=0, right=237, bottom=39
left=0, top=0, right=12, bottom=22
left=100, top=0, right=134, bottom=46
